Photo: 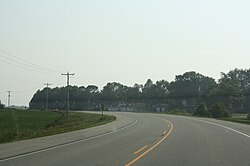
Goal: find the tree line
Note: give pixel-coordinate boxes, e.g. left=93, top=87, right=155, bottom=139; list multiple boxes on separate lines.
left=29, top=68, right=250, bottom=117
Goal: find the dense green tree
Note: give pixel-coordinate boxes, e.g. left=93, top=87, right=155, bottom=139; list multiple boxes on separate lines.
left=101, top=82, right=128, bottom=101
left=209, top=103, right=230, bottom=118
left=208, top=69, right=248, bottom=113
left=29, top=68, right=250, bottom=114
left=142, top=79, right=169, bottom=100
left=155, top=80, right=169, bottom=97
left=169, top=71, right=216, bottom=97
left=86, top=85, right=99, bottom=94
left=127, top=84, right=142, bottom=100
left=0, top=103, right=4, bottom=109
left=142, top=79, right=154, bottom=98
left=168, top=71, right=216, bottom=109
left=194, top=103, right=209, bottom=117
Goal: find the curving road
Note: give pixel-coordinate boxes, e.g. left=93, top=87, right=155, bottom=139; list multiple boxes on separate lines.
left=0, top=112, right=250, bottom=166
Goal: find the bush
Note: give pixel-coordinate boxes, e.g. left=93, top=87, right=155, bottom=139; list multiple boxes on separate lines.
left=0, top=130, right=16, bottom=143
left=168, top=108, right=187, bottom=115
left=209, top=103, right=230, bottom=118
left=0, top=103, right=4, bottom=109
left=194, top=103, right=209, bottom=117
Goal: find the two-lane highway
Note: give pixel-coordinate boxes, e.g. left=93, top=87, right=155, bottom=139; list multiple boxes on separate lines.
left=0, top=112, right=249, bottom=166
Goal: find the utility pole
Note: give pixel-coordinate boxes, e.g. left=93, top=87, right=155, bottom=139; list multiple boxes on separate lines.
left=44, top=83, right=52, bottom=111
left=61, top=72, right=75, bottom=117
left=6, top=91, right=11, bottom=107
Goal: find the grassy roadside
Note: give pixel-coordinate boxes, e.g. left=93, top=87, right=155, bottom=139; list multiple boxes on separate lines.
left=220, top=116, right=250, bottom=125
left=0, top=109, right=116, bottom=144
left=141, top=110, right=250, bottom=125
left=163, top=110, right=250, bottom=125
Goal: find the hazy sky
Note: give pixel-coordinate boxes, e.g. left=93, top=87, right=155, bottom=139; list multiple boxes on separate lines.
left=1, top=0, right=250, bottom=106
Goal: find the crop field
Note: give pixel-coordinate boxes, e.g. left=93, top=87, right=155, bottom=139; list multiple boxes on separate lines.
left=0, top=109, right=115, bottom=143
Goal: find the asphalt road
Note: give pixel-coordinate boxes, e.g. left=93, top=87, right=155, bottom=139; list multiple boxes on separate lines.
left=0, top=112, right=250, bottom=166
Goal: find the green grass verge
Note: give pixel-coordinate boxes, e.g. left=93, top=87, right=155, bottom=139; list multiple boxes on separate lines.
left=220, top=117, right=250, bottom=125
left=163, top=111, right=250, bottom=125
left=0, top=109, right=116, bottom=144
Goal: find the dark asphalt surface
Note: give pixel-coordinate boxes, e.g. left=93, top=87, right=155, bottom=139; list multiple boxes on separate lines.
left=0, top=112, right=250, bottom=166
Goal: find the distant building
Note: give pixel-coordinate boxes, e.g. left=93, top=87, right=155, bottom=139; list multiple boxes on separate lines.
left=152, top=104, right=168, bottom=112
left=109, top=102, right=147, bottom=112
left=9, top=105, right=28, bottom=110
left=132, top=103, right=146, bottom=112
left=117, top=103, right=133, bottom=112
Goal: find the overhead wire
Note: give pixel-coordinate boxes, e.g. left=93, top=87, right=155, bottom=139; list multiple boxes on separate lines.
left=0, top=49, right=64, bottom=91
left=0, top=49, right=66, bottom=106
left=0, top=74, right=42, bottom=84
left=13, top=87, right=42, bottom=93
left=0, top=58, right=57, bottom=74
left=0, top=49, right=62, bottom=73
left=0, top=53, right=48, bottom=72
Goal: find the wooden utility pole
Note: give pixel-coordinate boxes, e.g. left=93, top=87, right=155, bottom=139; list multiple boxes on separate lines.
left=44, top=83, right=52, bottom=111
left=61, top=72, right=75, bottom=116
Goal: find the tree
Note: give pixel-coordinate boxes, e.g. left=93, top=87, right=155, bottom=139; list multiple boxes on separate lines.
left=241, top=69, right=250, bottom=113
left=101, top=82, right=127, bottom=101
left=86, top=85, right=99, bottom=94
left=127, top=84, right=142, bottom=100
left=168, top=71, right=216, bottom=109
left=142, top=79, right=154, bottom=98
left=209, top=103, right=229, bottom=118
left=142, top=79, right=169, bottom=98
left=155, top=80, right=169, bottom=97
left=28, top=68, right=250, bottom=113
left=194, top=103, right=209, bottom=117
left=30, top=86, right=90, bottom=110
left=0, top=103, right=4, bottom=109
left=208, top=69, right=245, bottom=113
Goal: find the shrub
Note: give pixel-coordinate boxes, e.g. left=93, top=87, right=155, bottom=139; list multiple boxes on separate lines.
left=0, top=103, right=4, bottom=109
left=209, top=103, right=230, bottom=118
left=194, top=103, right=209, bottom=117
left=168, top=108, right=187, bottom=115
left=0, top=131, right=16, bottom=143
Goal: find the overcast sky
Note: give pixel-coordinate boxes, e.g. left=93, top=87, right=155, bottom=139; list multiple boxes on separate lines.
left=1, top=0, right=250, bottom=106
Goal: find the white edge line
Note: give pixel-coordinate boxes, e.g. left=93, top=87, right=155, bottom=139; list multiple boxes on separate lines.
left=0, top=118, right=137, bottom=162
left=192, top=118, right=250, bottom=138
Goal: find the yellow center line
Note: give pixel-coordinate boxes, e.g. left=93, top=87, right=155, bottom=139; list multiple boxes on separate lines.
left=125, top=119, right=173, bottom=166
left=133, top=145, right=148, bottom=155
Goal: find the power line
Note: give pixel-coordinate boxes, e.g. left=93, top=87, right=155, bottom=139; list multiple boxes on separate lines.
left=62, top=72, right=75, bottom=117
left=0, top=87, right=42, bottom=95
left=0, top=58, right=56, bottom=74
left=12, top=90, right=36, bottom=94
left=0, top=74, right=42, bottom=84
left=0, top=49, right=62, bottom=73
left=0, top=53, right=49, bottom=73
left=51, top=76, right=65, bottom=85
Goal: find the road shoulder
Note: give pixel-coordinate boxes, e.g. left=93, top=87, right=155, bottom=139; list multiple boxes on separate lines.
left=0, top=112, right=135, bottom=160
